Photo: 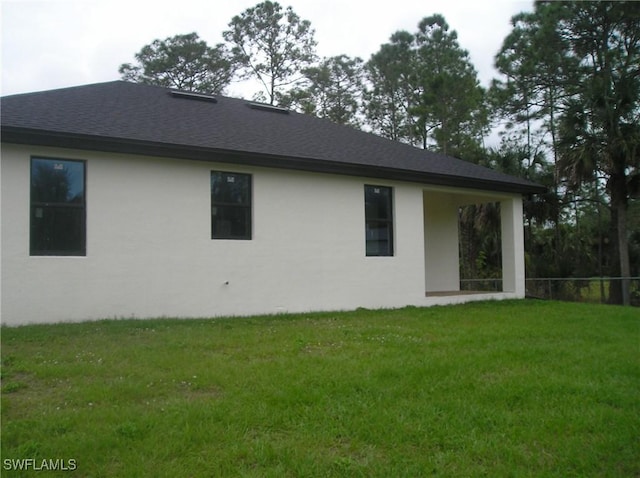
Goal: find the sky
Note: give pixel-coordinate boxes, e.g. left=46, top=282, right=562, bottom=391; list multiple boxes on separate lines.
left=1, top=0, right=532, bottom=98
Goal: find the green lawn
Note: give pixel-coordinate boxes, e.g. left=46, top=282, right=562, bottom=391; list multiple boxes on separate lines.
left=1, top=300, right=638, bottom=477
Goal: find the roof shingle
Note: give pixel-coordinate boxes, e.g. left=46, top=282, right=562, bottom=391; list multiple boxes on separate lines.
left=1, top=81, right=545, bottom=194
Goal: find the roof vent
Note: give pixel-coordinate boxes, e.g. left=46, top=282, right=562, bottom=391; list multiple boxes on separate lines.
left=248, top=102, right=289, bottom=114
left=169, top=90, right=217, bottom=103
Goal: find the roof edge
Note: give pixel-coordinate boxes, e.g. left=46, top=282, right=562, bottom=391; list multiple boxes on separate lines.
left=1, top=127, right=547, bottom=195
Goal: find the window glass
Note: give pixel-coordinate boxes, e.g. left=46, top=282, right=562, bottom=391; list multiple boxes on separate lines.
left=365, top=185, right=392, bottom=220
left=211, top=171, right=251, bottom=239
left=211, top=172, right=251, bottom=205
left=212, top=206, right=251, bottom=239
left=31, top=159, right=85, bottom=204
left=31, top=207, right=85, bottom=253
left=364, top=185, right=393, bottom=256
left=366, top=222, right=393, bottom=256
left=30, top=158, right=86, bottom=256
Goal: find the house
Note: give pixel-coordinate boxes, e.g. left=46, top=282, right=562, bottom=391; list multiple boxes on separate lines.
left=1, top=81, right=544, bottom=325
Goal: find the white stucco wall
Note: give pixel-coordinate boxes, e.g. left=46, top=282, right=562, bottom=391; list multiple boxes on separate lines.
left=423, top=191, right=461, bottom=292
left=501, top=197, right=526, bottom=296
left=2, top=144, right=434, bottom=325
left=1, top=144, right=528, bottom=325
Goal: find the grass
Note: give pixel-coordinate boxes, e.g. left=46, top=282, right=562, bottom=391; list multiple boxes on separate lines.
left=1, top=300, right=638, bottom=477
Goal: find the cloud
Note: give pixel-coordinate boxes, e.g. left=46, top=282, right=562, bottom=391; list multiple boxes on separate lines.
left=1, top=0, right=532, bottom=96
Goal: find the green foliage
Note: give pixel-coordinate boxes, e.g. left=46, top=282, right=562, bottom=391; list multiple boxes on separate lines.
left=223, top=1, right=317, bottom=105
left=553, top=1, right=639, bottom=303
left=491, top=4, right=576, bottom=154
left=364, top=16, right=487, bottom=156
left=413, top=15, right=487, bottom=155
left=459, top=202, right=502, bottom=281
left=490, top=1, right=640, bottom=302
left=364, top=30, right=417, bottom=143
left=555, top=2, right=640, bottom=187
left=278, top=55, right=365, bottom=127
left=119, top=33, right=235, bottom=94
left=2, top=302, right=638, bottom=476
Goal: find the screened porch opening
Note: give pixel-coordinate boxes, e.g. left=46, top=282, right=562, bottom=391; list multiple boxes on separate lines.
left=458, top=202, right=503, bottom=293
left=423, top=190, right=524, bottom=298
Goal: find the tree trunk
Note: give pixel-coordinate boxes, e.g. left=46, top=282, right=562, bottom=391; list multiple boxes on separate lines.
left=608, top=206, right=622, bottom=304
left=270, top=74, right=276, bottom=105
left=609, top=173, right=631, bottom=305
left=616, top=198, right=631, bottom=306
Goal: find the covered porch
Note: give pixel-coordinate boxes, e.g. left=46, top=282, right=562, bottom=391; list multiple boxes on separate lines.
left=421, top=187, right=525, bottom=305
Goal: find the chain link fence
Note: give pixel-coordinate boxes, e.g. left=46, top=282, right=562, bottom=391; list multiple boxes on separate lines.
left=525, top=277, right=640, bottom=306
left=460, top=277, right=640, bottom=306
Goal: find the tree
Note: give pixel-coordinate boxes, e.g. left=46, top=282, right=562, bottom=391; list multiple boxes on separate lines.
left=363, top=16, right=487, bottom=156
left=279, top=55, right=364, bottom=126
left=364, top=31, right=419, bottom=144
left=491, top=6, right=579, bottom=277
left=413, top=15, right=487, bottom=155
left=491, top=1, right=640, bottom=304
left=491, top=6, right=577, bottom=167
left=119, top=33, right=235, bottom=94
left=223, top=1, right=317, bottom=105
left=554, top=1, right=640, bottom=305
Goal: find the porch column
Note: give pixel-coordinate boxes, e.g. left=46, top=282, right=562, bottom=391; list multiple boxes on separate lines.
left=424, top=192, right=460, bottom=292
left=501, top=196, right=525, bottom=296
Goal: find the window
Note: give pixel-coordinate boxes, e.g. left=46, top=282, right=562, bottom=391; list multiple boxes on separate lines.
left=211, top=171, right=252, bottom=239
left=30, top=158, right=86, bottom=256
left=365, top=185, right=394, bottom=256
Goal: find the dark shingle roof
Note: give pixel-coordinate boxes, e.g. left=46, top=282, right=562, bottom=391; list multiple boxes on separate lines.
left=1, top=81, right=544, bottom=194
